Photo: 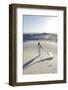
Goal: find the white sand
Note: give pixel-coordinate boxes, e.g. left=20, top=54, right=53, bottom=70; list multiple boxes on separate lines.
left=23, top=40, right=57, bottom=74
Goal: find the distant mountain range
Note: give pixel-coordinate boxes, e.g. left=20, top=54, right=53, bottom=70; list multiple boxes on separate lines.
left=23, top=33, right=57, bottom=42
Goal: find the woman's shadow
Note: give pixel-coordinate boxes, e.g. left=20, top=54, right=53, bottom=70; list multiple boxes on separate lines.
left=23, top=55, right=40, bottom=69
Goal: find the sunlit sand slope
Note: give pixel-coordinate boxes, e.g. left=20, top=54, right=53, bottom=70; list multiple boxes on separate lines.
left=23, top=40, right=57, bottom=74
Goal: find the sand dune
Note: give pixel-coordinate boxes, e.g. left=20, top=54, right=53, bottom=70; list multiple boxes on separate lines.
left=23, top=40, right=57, bottom=74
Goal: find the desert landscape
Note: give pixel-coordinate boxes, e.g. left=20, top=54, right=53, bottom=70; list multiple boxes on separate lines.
left=23, top=33, right=57, bottom=74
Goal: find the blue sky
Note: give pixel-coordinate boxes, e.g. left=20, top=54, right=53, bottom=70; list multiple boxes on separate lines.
left=23, top=15, right=57, bottom=34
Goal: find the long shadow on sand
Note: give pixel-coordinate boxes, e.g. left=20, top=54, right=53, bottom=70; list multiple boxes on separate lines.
left=23, top=56, right=53, bottom=69
left=23, top=55, right=40, bottom=69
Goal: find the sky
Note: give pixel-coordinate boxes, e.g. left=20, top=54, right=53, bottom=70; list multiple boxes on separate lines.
left=23, top=15, right=58, bottom=34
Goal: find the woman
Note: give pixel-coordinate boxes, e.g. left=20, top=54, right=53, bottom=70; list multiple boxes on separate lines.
left=37, top=42, right=43, bottom=56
